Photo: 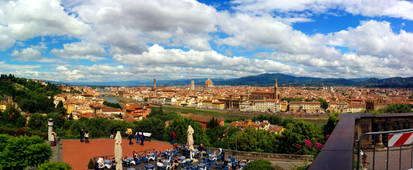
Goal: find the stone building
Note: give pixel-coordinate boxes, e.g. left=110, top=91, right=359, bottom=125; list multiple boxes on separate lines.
left=289, top=101, right=321, bottom=113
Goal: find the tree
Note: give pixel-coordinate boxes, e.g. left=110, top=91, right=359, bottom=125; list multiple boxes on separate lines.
left=166, top=117, right=209, bottom=146
left=253, top=115, right=283, bottom=125
left=0, top=135, right=52, bottom=169
left=28, top=113, right=47, bottom=131
left=317, top=98, right=328, bottom=110
left=383, top=104, right=412, bottom=113
left=278, top=120, right=323, bottom=155
left=159, top=105, right=164, bottom=114
left=206, top=117, right=219, bottom=129
left=0, top=104, right=26, bottom=127
left=103, top=101, right=121, bottom=109
left=56, top=101, right=67, bottom=117
left=38, top=162, right=71, bottom=170
left=243, top=160, right=274, bottom=170
left=88, top=159, right=95, bottom=169
left=206, top=126, right=227, bottom=148
left=0, top=134, right=11, bottom=152
left=323, top=112, right=339, bottom=136
left=47, top=112, right=64, bottom=129
left=0, top=75, right=61, bottom=115
left=227, top=127, right=278, bottom=153
left=134, top=117, right=165, bottom=140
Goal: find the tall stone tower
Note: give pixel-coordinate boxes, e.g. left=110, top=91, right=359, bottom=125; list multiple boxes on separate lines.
left=153, top=79, right=157, bottom=90
left=191, top=80, right=195, bottom=90
left=274, top=79, right=280, bottom=100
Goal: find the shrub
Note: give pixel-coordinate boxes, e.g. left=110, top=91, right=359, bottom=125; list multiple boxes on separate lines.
left=0, top=135, right=52, bottom=169
left=243, top=160, right=275, bottom=170
left=38, top=162, right=71, bottom=170
left=88, top=158, right=95, bottom=169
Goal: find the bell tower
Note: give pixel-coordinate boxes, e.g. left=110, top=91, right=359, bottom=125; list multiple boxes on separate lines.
left=274, top=79, right=279, bottom=100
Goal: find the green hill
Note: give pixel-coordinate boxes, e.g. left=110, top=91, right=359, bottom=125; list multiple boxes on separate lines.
left=0, top=74, right=61, bottom=113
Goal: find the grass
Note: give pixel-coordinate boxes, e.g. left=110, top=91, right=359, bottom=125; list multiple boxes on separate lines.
left=161, top=105, right=238, bottom=119
left=302, top=119, right=328, bottom=127
left=159, top=105, right=328, bottom=126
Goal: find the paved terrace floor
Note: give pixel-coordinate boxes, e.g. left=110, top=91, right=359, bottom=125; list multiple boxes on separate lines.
left=63, top=139, right=172, bottom=170
left=365, top=146, right=413, bottom=170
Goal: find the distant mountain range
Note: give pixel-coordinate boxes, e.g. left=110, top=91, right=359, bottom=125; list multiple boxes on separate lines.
left=62, top=73, right=413, bottom=88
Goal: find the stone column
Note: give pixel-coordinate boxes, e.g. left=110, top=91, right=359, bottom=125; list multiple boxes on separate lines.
left=48, top=118, right=53, bottom=142
left=376, top=120, right=384, bottom=146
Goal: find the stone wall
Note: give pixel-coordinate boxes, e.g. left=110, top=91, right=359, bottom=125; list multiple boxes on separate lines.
left=214, top=148, right=314, bottom=161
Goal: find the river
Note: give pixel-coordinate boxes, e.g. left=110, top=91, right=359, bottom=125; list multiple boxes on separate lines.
left=99, top=95, right=119, bottom=103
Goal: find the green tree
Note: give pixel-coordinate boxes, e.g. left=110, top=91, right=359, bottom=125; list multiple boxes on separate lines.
left=206, top=117, right=219, bottom=129
left=253, top=115, right=283, bottom=125
left=383, top=104, right=412, bottom=113
left=29, top=113, right=47, bottom=131
left=88, top=158, right=95, bottom=169
left=206, top=126, right=227, bottom=148
left=278, top=120, right=323, bottom=155
left=0, top=104, right=26, bottom=127
left=103, top=101, right=122, bottom=109
left=38, top=162, right=71, bottom=170
left=47, top=112, right=64, bottom=129
left=56, top=101, right=67, bottom=117
left=0, top=74, right=61, bottom=115
left=317, top=98, right=328, bottom=110
left=0, top=135, right=52, bottom=169
left=0, top=134, right=12, bottom=152
left=134, top=117, right=165, bottom=140
left=243, top=160, right=275, bottom=170
left=166, top=117, right=209, bottom=146
left=228, top=127, right=278, bottom=153
left=323, top=112, right=339, bottom=136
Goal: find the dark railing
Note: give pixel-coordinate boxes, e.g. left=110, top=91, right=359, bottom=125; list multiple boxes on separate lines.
left=310, top=114, right=359, bottom=170
left=356, top=128, right=413, bottom=170
left=310, top=113, right=413, bottom=170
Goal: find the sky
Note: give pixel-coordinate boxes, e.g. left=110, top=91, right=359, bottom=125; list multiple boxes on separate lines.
left=1, top=0, right=413, bottom=82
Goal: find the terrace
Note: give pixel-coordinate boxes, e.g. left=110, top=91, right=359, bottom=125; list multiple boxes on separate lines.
left=92, top=146, right=249, bottom=170
left=63, top=139, right=253, bottom=170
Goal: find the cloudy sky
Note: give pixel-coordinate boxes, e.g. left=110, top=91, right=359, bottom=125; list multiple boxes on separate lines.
left=1, top=0, right=413, bottom=82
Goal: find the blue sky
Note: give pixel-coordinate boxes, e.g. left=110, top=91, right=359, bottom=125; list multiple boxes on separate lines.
left=1, top=0, right=413, bottom=82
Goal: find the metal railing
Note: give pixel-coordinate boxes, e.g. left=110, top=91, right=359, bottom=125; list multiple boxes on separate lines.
left=356, top=128, right=413, bottom=170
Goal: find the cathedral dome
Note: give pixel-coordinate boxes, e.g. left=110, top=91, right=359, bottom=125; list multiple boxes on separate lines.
left=205, top=78, right=213, bottom=87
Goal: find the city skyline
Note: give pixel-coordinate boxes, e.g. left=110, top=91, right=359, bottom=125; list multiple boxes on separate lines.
left=1, top=0, right=413, bottom=82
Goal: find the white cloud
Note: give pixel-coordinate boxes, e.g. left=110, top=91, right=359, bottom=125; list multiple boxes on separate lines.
left=231, top=0, right=413, bottom=21
left=0, top=61, right=40, bottom=71
left=56, top=65, right=85, bottom=80
left=328, top=20, right=413, bottom=59
left=259, top=20, right=413, bottom=78
left=114, top=44, right=293, bottom=74
left=0, top=0, right=89, bottom=50
left=51, top=42, right=107, bottom=61
left=217, top=13, right=333, bottom=56
left=71, top=0, right=219, bottom=54
left=9, top=44, right=63, bottom=63
left=53, top=64, right=136, bottom=82
left=1, top=0, right=413, bottom=81
left=10, top=46, right=42, bottom=61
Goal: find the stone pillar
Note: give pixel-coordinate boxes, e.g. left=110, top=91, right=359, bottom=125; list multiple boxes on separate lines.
left=408, top=118, right=413, bottom=129
left=48, top=118, right=54, bottom=142
left=376, top=120, right=384, bottom=146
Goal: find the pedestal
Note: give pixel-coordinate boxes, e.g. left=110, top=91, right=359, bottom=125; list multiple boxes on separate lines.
left=48, top=119, right=53, bottom=142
